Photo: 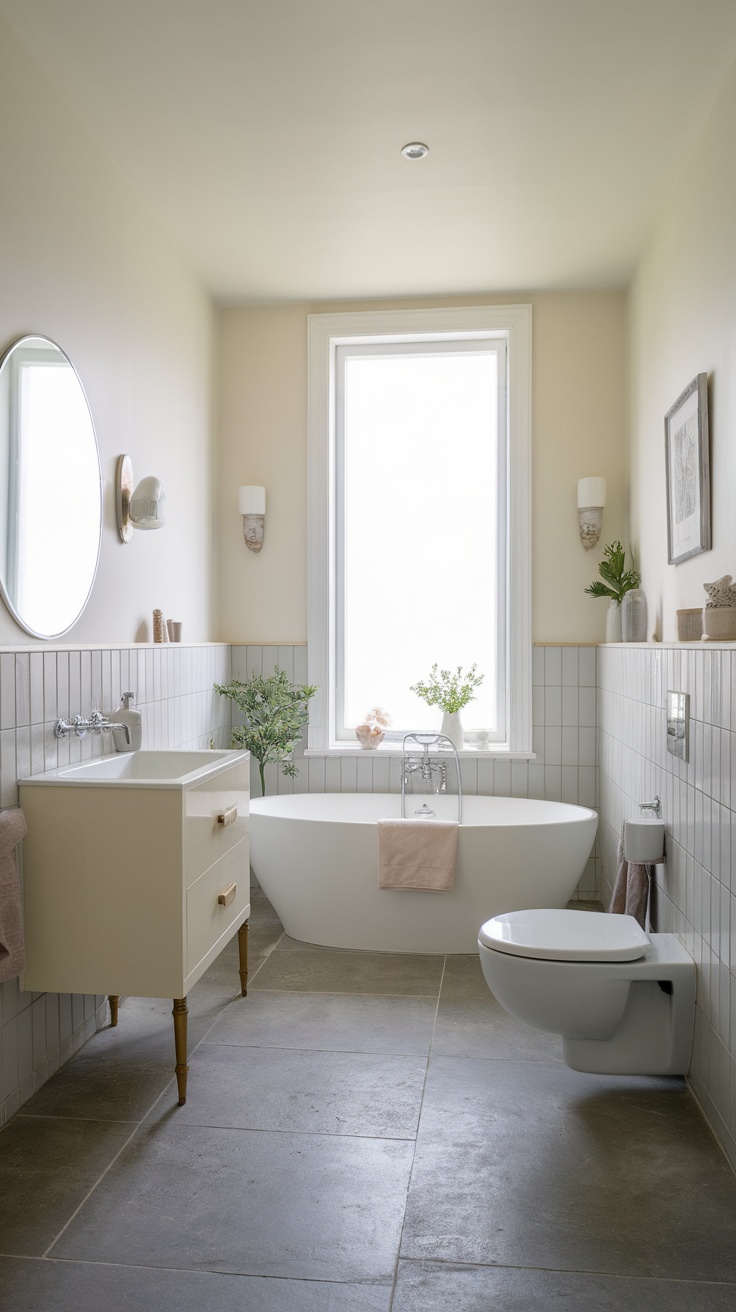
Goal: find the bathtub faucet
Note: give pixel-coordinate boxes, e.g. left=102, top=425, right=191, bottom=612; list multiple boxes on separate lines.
left=404, top=753, right=447, bottom=793
left=401, top=733, right=462, bottom=822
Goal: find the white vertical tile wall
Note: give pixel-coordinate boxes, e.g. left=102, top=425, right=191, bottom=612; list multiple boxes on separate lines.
left=231, top=643, right=599, bottom=899
left=598, top=643, right=736, bottom=1170
left=0, top=642, right=231, bottom=1125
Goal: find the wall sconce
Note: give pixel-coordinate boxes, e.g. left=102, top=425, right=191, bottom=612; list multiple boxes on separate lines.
left=239, top=485, right=266, bottom=553
left=577, top=477, right=606, bottom=550
left=116, top=454, right=166, bottom=543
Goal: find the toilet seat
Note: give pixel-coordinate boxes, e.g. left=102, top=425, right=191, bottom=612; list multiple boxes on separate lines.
left=478, top=908, right=650, bottom=962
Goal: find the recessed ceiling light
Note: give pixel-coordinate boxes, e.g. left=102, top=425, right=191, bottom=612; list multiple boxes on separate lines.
left=401, top=142, right=429, bottom=160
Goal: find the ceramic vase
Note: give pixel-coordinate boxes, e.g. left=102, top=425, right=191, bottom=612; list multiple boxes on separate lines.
left=621, top=588, right=647, bottom=642
left=441, top=711, right=464, bottom=749
left=605, top=599, right=622, bottom=642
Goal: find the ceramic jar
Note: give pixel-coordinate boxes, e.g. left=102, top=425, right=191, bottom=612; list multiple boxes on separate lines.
left=441, top=711, right=464, bottom=749
left=621, top=588, right=647, bottom=642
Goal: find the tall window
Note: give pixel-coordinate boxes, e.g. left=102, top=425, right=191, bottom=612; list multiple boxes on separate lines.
left=308, top=305, right=532, bottom=754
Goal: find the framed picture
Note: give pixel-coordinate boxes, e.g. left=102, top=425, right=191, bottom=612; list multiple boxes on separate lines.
left=664, top=373, right=710, bottom=565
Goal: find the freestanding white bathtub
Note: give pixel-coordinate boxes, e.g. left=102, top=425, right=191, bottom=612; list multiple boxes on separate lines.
left=250, top=793, right=598, bottom=954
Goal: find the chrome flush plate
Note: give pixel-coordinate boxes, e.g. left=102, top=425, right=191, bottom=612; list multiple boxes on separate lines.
left=667, top=690, right=689, bottom=761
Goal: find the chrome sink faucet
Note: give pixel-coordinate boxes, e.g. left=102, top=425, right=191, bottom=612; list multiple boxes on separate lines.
left=54, top=709, right=131, bottom=747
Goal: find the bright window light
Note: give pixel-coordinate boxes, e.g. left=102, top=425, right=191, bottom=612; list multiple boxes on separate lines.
left=336, top=340, right=505, bottom=739
left=308, top=304, right=532, bottom=756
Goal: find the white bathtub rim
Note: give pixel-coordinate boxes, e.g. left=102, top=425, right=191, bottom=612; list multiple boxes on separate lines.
left=250, top=792, right=597, bottom=829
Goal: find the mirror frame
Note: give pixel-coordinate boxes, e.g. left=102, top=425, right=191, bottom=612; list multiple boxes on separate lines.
left=0, top=333, right=103, bottom=640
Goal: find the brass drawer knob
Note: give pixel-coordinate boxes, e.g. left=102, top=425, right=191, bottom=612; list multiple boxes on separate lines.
left=217, top=806, right=238, bottom=827
left=217, top=883, right=237, bottom=908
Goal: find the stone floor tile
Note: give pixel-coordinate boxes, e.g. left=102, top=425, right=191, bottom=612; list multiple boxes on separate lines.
left=53, top=1122, right=415, bottom=1283
left=166, top=1044, right=426, bottom=1137
left=392, top=1260, right=736, bottom=1311
left=0, top=1255, right=391, bottom=1311
left=206, top=989, right=437, bottom=1056
left=433, top=956, right=562, bottom=1060
left=20, top=1049, right=173, bottom=1122
left=0, top=1117, right=133, bottom=1256
left=401, top=1057, right=736, bottom=1281
left=250, top=947, right=445, bottom=996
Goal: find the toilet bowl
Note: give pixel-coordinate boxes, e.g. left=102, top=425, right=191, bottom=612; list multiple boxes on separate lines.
left=478, top=909, right=695, bottom=1076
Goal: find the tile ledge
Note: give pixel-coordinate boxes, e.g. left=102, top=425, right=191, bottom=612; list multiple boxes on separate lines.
left=599, top=640, right=736, bottom=649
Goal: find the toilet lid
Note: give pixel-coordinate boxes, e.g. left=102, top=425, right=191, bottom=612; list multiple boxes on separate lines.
left=478, top=909, right=651, bottom=961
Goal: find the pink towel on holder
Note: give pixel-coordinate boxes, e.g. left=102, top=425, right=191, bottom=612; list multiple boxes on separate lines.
left=377, top=819, right=458, bottom=891
left=0, top=807, right=27, bottom=984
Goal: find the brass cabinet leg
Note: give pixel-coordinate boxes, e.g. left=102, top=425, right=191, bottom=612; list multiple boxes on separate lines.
left=172, top=997, right=189, bottom=1105
left=237, top=918, right=249, bottom=996
left=108, top=995, right=119, bottom=1027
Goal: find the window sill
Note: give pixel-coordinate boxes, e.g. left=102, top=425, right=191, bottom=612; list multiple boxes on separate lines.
left=305, top=746, right=537, bottom=761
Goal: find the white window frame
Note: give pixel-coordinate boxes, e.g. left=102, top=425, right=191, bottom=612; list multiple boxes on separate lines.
left=307, top=304, right=532, bottom=755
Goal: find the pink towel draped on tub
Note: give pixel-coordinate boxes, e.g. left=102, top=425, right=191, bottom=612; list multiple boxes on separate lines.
left=0, top=807, right=27, bottom=984
left=377, top=819, right=458, bottom=891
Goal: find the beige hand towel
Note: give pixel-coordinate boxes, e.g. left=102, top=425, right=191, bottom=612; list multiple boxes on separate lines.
left=377, top=818, right=458, bottom=891
left=0, top=807, right=28, bottom=983
left=609, top=830, right=650, bottom=930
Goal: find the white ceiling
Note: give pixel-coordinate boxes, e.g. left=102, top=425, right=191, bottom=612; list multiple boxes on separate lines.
left=3, top=0, right=736, bottom=303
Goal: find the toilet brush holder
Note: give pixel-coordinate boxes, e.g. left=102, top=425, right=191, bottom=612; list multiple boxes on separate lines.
left=624, top=819, right=665, bottom=864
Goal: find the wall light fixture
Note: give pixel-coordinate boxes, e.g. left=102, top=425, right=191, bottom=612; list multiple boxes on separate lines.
left=239, top=485, right=266, bottom=552
left=116, top=454, right=166, bottom=543
left=577, top=476, right=606, bottom=550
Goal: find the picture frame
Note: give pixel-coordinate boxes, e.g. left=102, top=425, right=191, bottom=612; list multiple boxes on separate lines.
left=664, top=372, right=710, bottom=565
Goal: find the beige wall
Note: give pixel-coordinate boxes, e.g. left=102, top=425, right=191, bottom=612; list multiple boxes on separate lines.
left=628, top=64, right=736, bottom=641
left=217, top=291, right=627, bottom=645
left=0, top=17, right=216, bottom=646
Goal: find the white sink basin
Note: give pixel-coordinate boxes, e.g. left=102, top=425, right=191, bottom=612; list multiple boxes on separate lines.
left=21, top=749, right=247, bottom=787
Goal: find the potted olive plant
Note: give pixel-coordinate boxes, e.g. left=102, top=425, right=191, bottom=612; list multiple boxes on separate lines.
left=410, top=663, right=484, bottom=749
left=215, top=667, right=317, bottom=796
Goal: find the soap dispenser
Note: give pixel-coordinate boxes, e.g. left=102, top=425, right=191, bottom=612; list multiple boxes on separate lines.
left=112, top=691, right=142, bottom=753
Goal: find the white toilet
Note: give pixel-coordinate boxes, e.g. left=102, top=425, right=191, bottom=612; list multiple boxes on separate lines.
left=478, top=909, right=696, bottom=1076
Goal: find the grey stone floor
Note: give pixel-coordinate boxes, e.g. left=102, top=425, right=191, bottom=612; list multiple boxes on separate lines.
left=1, top=884, right=736, bottom=1310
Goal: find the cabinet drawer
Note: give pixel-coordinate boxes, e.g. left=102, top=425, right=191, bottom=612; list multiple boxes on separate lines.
left=183, top=760, right=249, bottom=886
left=186, top=839, right=250, bottom=974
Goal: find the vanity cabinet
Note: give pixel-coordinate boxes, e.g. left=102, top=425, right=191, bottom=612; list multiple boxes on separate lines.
left=19, top=749, right=250, bottom=1103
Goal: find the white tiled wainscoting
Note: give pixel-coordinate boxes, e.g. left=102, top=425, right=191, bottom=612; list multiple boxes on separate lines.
left=0, top=643, right=231, bottom=1125
left=598, top=643, right=736, bottom=1170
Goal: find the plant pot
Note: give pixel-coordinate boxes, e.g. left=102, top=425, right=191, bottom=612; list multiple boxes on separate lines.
left=621, top=588, right=647, bottom=642
left=605, top=599, right=622, bottom=642
left=441, top=711, right=464, bottom=749
left=702, top=606, right=736, bottom=641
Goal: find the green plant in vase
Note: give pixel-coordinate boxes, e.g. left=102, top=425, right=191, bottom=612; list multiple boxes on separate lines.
left=215, top=667, right=317, bottom=796
left=585, top=541, right=641, bottom=640
left=410, top=663, right=484, bottom=749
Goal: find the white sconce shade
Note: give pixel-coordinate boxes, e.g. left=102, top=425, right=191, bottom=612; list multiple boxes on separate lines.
left=116, top=455, right=166, bottom=542
left=130, top=475, right=166, bottom=530
left=239, top=485, right=266, bottom=552
left=577, top=476, right=607, bottom=550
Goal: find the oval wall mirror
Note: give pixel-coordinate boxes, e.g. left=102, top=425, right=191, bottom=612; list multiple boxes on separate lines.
left=0, top=334, right=102, bottom=639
